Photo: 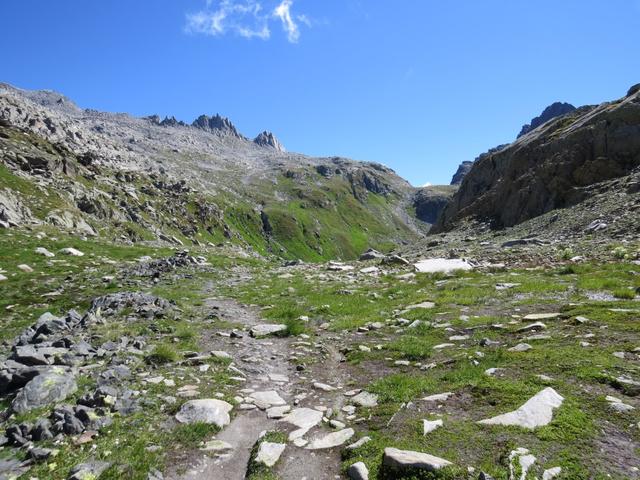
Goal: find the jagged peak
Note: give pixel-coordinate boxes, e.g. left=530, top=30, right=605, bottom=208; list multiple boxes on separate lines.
left=518, top=102, right=576, bottom=138
left=192, top=114, right=242, bottom=138
left=253, top=131, right=285, bottom=152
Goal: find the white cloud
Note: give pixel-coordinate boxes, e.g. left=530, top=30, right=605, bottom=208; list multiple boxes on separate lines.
left=186, top=0, right=308, bottom=43
left=186, top=0, right=271, bottom=40
left=273, top=0, right=299, bottom=43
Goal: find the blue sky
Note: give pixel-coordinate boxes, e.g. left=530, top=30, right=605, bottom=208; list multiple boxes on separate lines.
left=2, top=0, right=639, bottom=185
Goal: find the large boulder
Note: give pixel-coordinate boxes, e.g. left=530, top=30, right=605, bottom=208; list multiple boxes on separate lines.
left=12, top=367, right=77, bottom=413
left=175, top=399, right=233, bottom=428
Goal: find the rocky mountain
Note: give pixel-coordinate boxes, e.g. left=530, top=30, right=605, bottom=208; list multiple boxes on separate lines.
left=450, top=161, right=473, bottom=185
left=0, top=83, right=424, bottom=260
left=517, top=101, right=576, bottom=138
left=433, top=85, right=640, bottom=232
left=192, top=113, right=244, bottom=138
left=254, top=130, right=285, bottom=151
left=412, top=185, right=458, bottom=224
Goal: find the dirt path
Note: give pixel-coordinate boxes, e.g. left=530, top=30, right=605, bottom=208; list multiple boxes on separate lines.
left=166, top=286, right=348, bottom=480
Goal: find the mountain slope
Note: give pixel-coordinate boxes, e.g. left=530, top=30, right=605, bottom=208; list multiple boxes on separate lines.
left=433, top=86, right=640, bottom=232
left=0, top=83, right=423, bottom=260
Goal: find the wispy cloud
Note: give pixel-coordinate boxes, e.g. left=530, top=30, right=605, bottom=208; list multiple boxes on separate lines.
left=273, top=0, right=299, bottom=43
left=185, top=0, right=308, bottom=43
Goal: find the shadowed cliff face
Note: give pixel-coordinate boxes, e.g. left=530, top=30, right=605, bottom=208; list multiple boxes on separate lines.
left=433, top=88, right=640, bottom=232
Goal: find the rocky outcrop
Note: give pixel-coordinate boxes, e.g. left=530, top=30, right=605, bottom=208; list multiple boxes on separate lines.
left=412, top=185, right=457, bottom=224
left=433, top=86, right=640, bottom=232
left=518, top=102, right=576, bottom=138
left=451, top=161, right=473, bottom=185
left=192, top=114, right=243, bottom=138
left=254, top=131, right=285, bottom=151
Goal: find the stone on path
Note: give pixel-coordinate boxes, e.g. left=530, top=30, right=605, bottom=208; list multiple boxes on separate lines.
left=313, top=382, right=336, bottom=392
left=249, top=391, right=286, bottom=409
left=382, top=447, right=452, bottom=472
left=281, top=408, right=324, bottom=440
left=266, top=405, right=291, bottom=419
left=423, top=419, right=443, bottom=435
left=250, top=324, right=287, bottom=337
left=201, top=439, right=234, bottom=452
left=306, top=428, right=354, bottom=450
left=12, top=367, right=77, bottom=413
left=348, top=461, right=369, bottom=480
left=478, top=387, right=564, bottom=429
left=351, top=391, right=378, bottom=408
left=413, top=258, right=473, bottom=274
left=255, top=442, right=286, bottom=467
left=175, top=399, right=233, bottom=428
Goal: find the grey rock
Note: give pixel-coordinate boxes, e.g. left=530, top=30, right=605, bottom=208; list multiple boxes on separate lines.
left=175, top=399, right=233, bottom=428
left=12, top=367, right=77, bottom=413
left=68, top=461, right=112, bottom=480
left=348, top=461, right=369, bottom=480
left=382, top=447, right=452, bottom=472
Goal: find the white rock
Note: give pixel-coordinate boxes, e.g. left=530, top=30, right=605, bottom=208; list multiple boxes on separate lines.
left=522, top=313, right=561, bottom=320
left=346, top=436, right=371, bottom=450
left=348, top=461, right=369, bottom=480
left=508, top=343, right=532, bottom=352
left=201, top=439, right=233, bottom=452
left=255, top=442, right=286, bottom=467
left=351, top=391, right=378, bottom=408
left=478, top=387, right=564, bottom=429
left=266, top=405, right=291, bottom=419
left=175, top=399, right=233, bottom=428
left=250, top=324, right=287, bottom=337
left=422, top=392, right=453, bottom=402
left=543, top=467, right=562, bottom=480
left=0, top=274, right=7, bottom=281
left=211, top=351, right=232, bottom=359
left=382, top=447, right=452, bottom=471
left=281, top=408, right=324, bottom=440
left=35, top=247, right=55, bottom=257
left=423, top=419, right=443, bottom=435
left=59, top=247, right=84, bottom=256
left=250, top=391, right=286, bottom=409
left=17, top=264, right=33, bottom=273
left=313, top=382, right=336, bottom=392
left=306, top=428, right=354, bottom=450
left=413, top=258, right=473, bottom=274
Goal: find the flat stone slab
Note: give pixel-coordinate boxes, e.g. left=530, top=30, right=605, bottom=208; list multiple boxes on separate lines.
left=422, top=392, right=453, bottom=402
left=281, top=408, right=324, bottom=440
left=351, top=391, right=378, bottom=408
left=249, top=391, right=286, bottom=409
left=12, top=367, right=77, bottom=413
left=478, top=387, right=564, bottom=429
left=255, top=442, right=286, bottom=467
left=522, top=313, right=562, bottom=320
left=266, top=405, right=291, bottom=419
left=423, top=419, right=443, bottom=435
left=306, top=428, right=354, bottom=450
left=175, top=399, right=233, bottom=428
left=250, top=324, right=287, bottom=337
left=414, top=258, right=473, bottom=274
left=383, top=447, right=452, bottom=471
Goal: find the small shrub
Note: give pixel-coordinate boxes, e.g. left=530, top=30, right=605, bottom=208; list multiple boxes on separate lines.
left=559, top=247, right=575, bottom=261
left=611, top=246, right=628, bottom=260
left=146, top=344, right=178, bottom=364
